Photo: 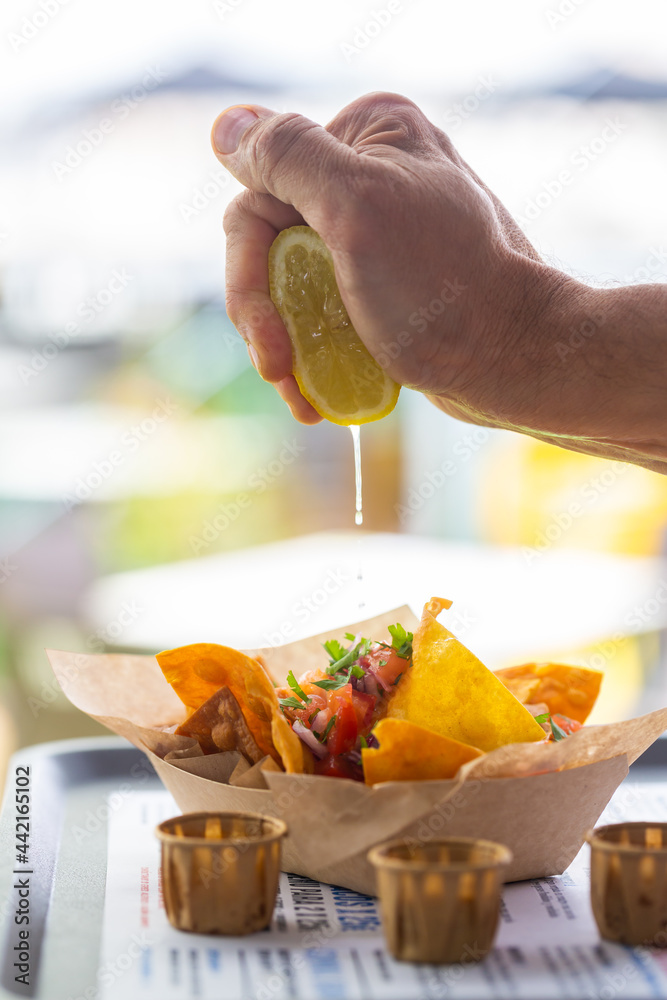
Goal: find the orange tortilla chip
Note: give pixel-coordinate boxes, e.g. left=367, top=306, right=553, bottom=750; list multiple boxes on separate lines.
left=362, top=718, right=482, bottom=784
left=386, top=598, right=546, bottom=752
left=157, top=643, right=305, bottom=773
left=503, top=676, right=540, bottom=706
left=494, top=663, right=602, bottom=724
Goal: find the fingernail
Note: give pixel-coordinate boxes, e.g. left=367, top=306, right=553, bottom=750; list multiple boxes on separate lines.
left=248, top=343, right=260, bottom=371
left=213, top=107, right=258, bottom=154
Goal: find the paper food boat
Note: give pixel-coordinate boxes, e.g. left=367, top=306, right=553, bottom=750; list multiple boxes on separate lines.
left=46, top=607, right=667, bottom=896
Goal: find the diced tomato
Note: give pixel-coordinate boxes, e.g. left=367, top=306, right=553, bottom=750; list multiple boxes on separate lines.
left=551, top=714, right=582, bottom=736
left=326, top=699, right=358, bottom=756
left=289, top=708, right=311, bottom=726
left=299, top=669, right=327, bottom=685
left=332, top=682, right=353, bottom=702
left=365, top=645, right=406, bottom=687
left=350, top=690, right=376, bottom=731
left=314, top=754, right=359, bottom=780
left=301, top=685, right=328, bottom=706
left=278, top=689, right=327, bottom=728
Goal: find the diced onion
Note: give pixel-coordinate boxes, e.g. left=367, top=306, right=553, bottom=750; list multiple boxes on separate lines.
left=292, top=719, right=328, bottom=758
left=346, top=633, right=361, bottom=651
left=363, top=674, right=380, bottom=697
left=312, top=710, right=329, bottom=732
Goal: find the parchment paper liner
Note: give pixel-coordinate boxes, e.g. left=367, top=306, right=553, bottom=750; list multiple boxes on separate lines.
left=45, top=606, right=667, bottom=895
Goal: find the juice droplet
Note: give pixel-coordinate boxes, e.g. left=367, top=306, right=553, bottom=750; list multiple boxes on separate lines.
left=350, top=424, right=363, bottom=526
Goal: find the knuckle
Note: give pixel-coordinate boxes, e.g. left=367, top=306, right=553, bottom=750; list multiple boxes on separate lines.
left=224, top=287, right=243, bottom=328
left=354, top=90, right=424, bottom=119
left=356, top=91, right=435, bottom=140
left=250, top=112, right=319, bottom=176
left=222, top=193, right=247, bottom=235
left=330, top=90, right=441, bottom=163
left=223, top=189, right=275, bottom=235
left=431, top=125, right=463, bottom=164
left=225, top=287, right=274, bottom=333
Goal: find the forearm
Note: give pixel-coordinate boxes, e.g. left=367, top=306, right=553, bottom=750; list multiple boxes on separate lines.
left=454, top=254, right=667, bottom=473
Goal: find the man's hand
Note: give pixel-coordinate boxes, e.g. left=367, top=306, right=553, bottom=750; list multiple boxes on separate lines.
left=213, top=92, right=667, bottom=473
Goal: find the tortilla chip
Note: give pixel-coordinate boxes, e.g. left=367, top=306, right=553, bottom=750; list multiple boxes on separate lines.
left=495, top=663, right=602, bottom=724
left=176, top=686, right=265, bottom=762
left=503, top=676, right=540, bottom=706
left=157, top=643, right=305, bottom=773
left=386, top=598, right=546, bottom=752
left=362, top=718, right=482, bottom=784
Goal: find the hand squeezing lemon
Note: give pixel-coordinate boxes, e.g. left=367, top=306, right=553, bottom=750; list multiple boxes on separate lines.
left=268, top=227, right=400, bottom=425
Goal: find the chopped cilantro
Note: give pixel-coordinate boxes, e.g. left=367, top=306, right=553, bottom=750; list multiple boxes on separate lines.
left=326, top=640, right=367, bottom=675
left=314, top=663, right=366, bottom=690
left=319, top=715, right=337, bottom=742
left=392, top=672, right=403, bottom=686
left=313, top=670, right=353, bottom=691
left=533, top=712, right=568, bottom=741
left=388, top=623, right=413, bottom=659
left=359, top=735, right=368, bottom=749
left=287, top=669, right=310, bottom=703
left=323, top=638, right=347, bottom=662
left=551, top=718, right=568, bottom=742
left=326, top=650, right=356, bottom=674
left=279, top=696, right=305, bottom=711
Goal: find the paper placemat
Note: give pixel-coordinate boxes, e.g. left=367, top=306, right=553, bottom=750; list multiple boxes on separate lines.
left=98, top=782, right=667, bottom=999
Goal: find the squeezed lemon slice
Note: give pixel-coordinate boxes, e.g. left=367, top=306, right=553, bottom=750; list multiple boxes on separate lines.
left=268, top=226, right=400, bottom=425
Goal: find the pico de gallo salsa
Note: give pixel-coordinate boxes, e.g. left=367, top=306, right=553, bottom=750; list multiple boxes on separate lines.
left=275, top=624, right=413, bottom=781
left=276, top=626, right=585, bottom=782
left=533, top=712, right=582, bottom=740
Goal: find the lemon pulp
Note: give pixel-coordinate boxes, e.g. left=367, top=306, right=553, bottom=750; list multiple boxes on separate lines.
left=268, top=226, right=400, bottom=426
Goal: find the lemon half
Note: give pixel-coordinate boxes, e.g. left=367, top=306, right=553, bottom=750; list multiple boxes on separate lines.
left=268, top=226, right=400, bottom=425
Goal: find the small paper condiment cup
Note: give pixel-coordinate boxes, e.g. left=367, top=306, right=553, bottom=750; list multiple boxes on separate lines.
left=368, top=837, right=512, bottom=964
left=156, top=811, right=287, bottom=935
left=587, top=822, right=667, bottom=947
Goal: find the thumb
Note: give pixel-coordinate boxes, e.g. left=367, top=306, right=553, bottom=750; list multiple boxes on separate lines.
left=211, top=104, right=361, bottom=222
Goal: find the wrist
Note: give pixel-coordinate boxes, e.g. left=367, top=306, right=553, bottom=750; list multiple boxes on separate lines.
left=449, top=249, right=585, bottom=428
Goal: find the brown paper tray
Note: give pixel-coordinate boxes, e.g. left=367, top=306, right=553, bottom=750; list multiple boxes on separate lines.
left=45, top=606, right=667, bottom=895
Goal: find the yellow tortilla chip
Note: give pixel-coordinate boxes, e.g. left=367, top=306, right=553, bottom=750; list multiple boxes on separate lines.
left=157, top=643, right=305, bottom=773
left=494, top=663, right=602, bottom=724
left=362, top=718, right=482, bottom=784
left=386, top=598, right=546, bottom=752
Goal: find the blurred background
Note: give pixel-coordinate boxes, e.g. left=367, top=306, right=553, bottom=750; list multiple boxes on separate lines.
left=1, top=0, right=667, bottom=778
